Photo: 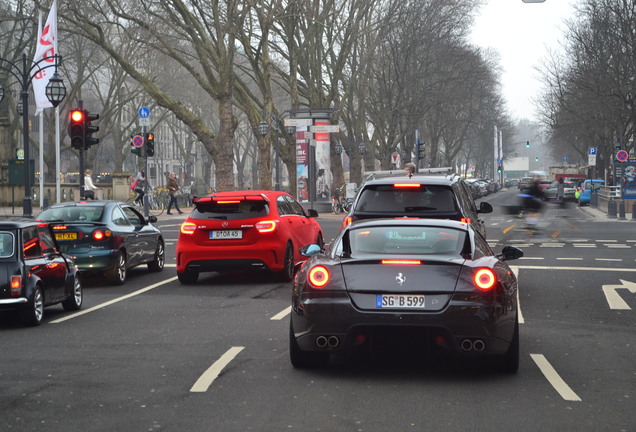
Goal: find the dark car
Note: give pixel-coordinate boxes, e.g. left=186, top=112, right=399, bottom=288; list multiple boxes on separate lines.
left=36, top=201, right=165, bottom=285
left=342, top=173, right=493, bottom=238
left=290, top=218, right=523, bottom=372
left=0, top=220, right=82, bottom=326
left=176, top=190, right=323, bottom=284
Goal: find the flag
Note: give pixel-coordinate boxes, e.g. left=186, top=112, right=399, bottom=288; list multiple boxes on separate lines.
left=32, top=0, right=58, bottom=116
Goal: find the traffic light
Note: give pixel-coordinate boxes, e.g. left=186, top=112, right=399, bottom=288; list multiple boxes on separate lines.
left=497, top=164, right=502, bottom=174
left=526, top=141, right=530, bottom=149
left=84, top=111, right=100, bottom=149
left=145, top=132, right=155, bottom=157
left=535, top=157, right=539, bottom=162
left=68, top=109, right=85, bottom=150
left=417, top=139, right=425, bottom=160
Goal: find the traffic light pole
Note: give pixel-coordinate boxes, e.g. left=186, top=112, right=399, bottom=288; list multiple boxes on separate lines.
left=143, top=126, right=149, bottom=218
left=77, top=100, right=86, bottom=200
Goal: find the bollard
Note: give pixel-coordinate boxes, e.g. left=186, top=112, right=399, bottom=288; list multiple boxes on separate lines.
left=42, top=197, right=49, bottom=209
left=591, top=190, right=598, bottom=208
left=632, top=202, right=636, bottom=221
left=607, top=198, right=617, bottom=218
left=618, top=200, right=626, bottom=220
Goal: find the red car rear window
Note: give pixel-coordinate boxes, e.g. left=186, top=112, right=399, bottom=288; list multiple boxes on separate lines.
left=191, top=200, right=269, bottom=220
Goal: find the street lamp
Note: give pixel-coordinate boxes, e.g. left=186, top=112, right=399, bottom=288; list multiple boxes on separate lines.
left=0, top=53, right=66, bottom=217
left=258, top=111, right=296, bottom=191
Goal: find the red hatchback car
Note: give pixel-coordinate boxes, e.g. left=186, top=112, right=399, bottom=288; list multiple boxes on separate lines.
left=176, top=190, right=323, bottom=284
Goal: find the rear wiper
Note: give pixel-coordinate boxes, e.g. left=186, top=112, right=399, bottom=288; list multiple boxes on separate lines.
left=405, top=206, right=435, bottom=211
left=207, top=216, right=228, bottom=220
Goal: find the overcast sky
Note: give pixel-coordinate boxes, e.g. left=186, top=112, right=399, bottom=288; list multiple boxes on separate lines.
left=471, top=0, right=579, bottom=121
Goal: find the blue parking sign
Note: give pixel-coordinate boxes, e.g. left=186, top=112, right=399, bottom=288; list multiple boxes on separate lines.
left=588, top=147, right=597, bottom=155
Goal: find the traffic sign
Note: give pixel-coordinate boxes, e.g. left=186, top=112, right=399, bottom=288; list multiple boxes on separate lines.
left=138, top=106, right=150, bottom=118
left=588, top=147, right=597, bottom=155
left=616, top=150, right=629, bottom=162
left=284, top=118, right=312, bottom=127
left=132, top=135, right=144, bottom=147
left=310, top=125, right=339, bottom=133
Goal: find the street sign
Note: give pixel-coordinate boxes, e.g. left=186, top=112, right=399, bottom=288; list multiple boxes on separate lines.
left=138, top=117, right=150, bottom=127
left=562, top=156, right=568, bottom=162
left=588, top=147, right=597, bottom=155
left=588, top=154, right=597, bottom=166
left=284, top=118, right=312, bottom=127
left=138, top=106, right=150, bottom=118
left=616, top=150, right=629, bottom=162
left=132, top=135, right=145, bottom=147
left=310, top=125, right=339, bottom=133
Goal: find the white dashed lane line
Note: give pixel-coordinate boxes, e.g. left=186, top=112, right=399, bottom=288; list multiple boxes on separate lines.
left=190, top=347, right=245, bottom=393
left=530, top=354, right=582, bottom=402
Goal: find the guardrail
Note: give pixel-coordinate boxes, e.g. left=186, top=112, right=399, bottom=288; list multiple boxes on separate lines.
left=598, top=185, right=621, bottom=199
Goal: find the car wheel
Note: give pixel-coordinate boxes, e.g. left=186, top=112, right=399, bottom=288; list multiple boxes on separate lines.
left=148, top=240, right=165, bottom=272
left=316, top=232, right=324, bottom=249
left=177, top=270, right=199, bottom=284
left=62, top=275, right=83, bottom=311
left=498, top=316, right=519, bottom=373
left=21, top=285, right=44, bottom=326
left=289, top=321, right=329, bottom=368
left=110, top=251, right=127, bottom=285
left=278, top=242, right=294, bottom=282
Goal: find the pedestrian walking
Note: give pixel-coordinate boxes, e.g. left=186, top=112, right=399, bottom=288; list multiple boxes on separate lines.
left=166, top=172, right=183, bottom=215
left=84, top=169, right=99, bottom=200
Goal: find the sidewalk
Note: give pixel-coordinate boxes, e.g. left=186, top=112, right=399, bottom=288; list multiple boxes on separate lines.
left=578, top=205, right=634, bottom=221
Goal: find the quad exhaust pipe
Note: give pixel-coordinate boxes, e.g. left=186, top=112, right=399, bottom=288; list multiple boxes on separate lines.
left=460, top=338, right=486, bottom=352
left=315, top=335, right=340, bottom=349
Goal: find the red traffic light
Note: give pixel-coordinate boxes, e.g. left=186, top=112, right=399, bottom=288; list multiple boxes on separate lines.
left=70, top=110, right=84, bottom=123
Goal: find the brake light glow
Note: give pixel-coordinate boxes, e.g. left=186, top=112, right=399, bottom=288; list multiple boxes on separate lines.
left=474, top=268, right=496, bottom=290
left=92, top=229, right=112, bottom=241
left=381, top=260, right=421, bottom=265
left=460, top=218, right=471, bottom=224
left=52, top=225, right=67, bottom=230
left=256, top=220, right=277, bottom=233
left=393, top=183, right=421, bottom=188
left=308, top=265, right=329, bottom=288
left=180, top=222, right=197, bottom=235
left=216, top=200, right=241, bottom=204
left=11, top=275, right=21, bottom=295
left=341, top=216, right=353, bottom=230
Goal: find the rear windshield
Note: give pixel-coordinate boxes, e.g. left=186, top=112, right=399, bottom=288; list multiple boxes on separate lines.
left=355, top=185, right=457, bottom=214
left=38, top=206, right=104, bottom=222
left=0, top=232, right=15, bottom=258
left=346, top=226, right=466, bottom=258
left=191, top=200, right=269, bottom=220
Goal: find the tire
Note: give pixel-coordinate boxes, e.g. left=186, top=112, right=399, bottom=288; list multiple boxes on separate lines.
left=316, top=232, right=324, bottom=249
left=178, top=270, right=199, bottom=284
left=289, top=320, right=329, bottom=368
left=332, top=201, right=341, bottom=214
left=110, top=251, right=127, bottom=285
left=498, top=316, right=519, bottom=373
left=62, top=275, right=83, bottom=311
left=148, top=240, right=165, bottom=272
left=21, top=285, right=44, bottom=326
left=277, top=242, right=294, bottom=282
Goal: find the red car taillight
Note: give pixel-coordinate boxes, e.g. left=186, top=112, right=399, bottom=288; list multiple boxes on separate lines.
left=181, top=222, right=197, bottom=235
left=255, top=220, right=277, bottom=233
left=341, top=216, right=352, bottom=231
left=92, top=229, right=112, bottom=241
left=11, top=275, right=21, bottom=296
left=308, top=265, right=329, bottom=288
left=474, top=268, right=496, bottom=290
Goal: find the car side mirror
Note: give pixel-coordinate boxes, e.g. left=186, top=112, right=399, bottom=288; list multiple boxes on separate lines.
left=496, top=246, right=524, bottom=261
left=147, top=215, right=158, bottom=224
left=307, top=209, right=319, bottom=218
left=478, top=202, right=493, bottom=214
left=300, top=244, right=322, bottom=257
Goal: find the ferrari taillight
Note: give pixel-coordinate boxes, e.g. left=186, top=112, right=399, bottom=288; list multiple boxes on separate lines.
left=92, top=229, right=112, bottom=241
left=308, top=265, right=329, bottom=288
left=10, top=275, right=21, bottom=295
left=474, top=268, right=496, bottom=290
left=256, top=220, right=277, bottom=233
left=180, top=222, right=197, bottom=235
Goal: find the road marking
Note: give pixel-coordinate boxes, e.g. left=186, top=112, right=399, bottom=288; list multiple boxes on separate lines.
left=50, top=276, right=178, bottom=324
left=519, top=257, right=544, bottom=260
left=606, top=244, right=631, bottom=248
left=556, top=257, right=583, bottom=261
left=539, top=243, right=564, bottom=247
left=502, top=225, right=516, bottom=234
left=271, top=306, right=291, bottom=320
left=596, top=239, right=617, bottom=242
left=530, top=353, right=581, bottom=402
left=509, top=266, right=524, bottom=324
left=602, top=280, right=636, bottom=310
left=190, top=346, right=245, bottom=393
left=517, top=265, right=636, bottom=272
left=573, top=244, right=596, bottom=248
left=595, top=258, right=622, bottom=262
left=551, top=230, right=560, bottom=238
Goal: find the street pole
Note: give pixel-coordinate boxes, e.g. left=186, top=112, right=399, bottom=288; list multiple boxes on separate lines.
left=274, top=121, right=281, bottom=191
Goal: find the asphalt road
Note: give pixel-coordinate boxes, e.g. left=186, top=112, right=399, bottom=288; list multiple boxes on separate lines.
left=1, top=190, right=635, bottom=431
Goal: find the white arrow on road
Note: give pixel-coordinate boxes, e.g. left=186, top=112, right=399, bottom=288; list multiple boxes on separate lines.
left=602, top=279, right=636, bottom=310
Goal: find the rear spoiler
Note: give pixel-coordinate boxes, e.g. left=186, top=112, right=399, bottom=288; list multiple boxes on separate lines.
left=192, top=193, right=269, bottom=204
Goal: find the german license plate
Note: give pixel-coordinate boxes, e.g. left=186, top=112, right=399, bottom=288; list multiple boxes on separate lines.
left=376, top=294, right=426, bottom=308
left=55, top=232, right=77, bottom=241
left=210, top=230, right=242, bottom=239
